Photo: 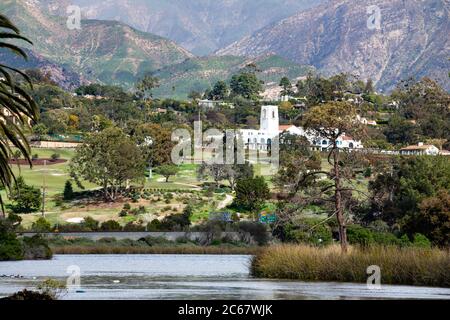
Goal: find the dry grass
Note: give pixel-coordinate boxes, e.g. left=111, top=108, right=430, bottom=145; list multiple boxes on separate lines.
left=251, top=245, right=450, bottom=287
left=52, top=245, right=262, bottom=255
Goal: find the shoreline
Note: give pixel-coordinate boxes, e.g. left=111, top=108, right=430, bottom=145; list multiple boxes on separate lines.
left=50, top=245, right=262, bottom=255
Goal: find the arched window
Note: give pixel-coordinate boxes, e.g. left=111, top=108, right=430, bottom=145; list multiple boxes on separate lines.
left=261, top=138, right=266, bottom=144
left=263, top=109, right=267, bottom=119
left=322, top=140, right=327, bottom=145
left=349, top=142, right=354, bottom=149
left=272, top=110, right=275, bottom=118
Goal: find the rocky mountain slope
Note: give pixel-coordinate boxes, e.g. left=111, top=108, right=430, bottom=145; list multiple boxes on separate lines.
left=217, top=0, right=450, bottom=91
left=34, top=0, right=324, bottom=56
left=0, top=0, right=194, bottom=88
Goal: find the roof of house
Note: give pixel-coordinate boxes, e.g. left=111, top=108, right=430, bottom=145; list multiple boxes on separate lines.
left=341, top=135, right=354, bottom=141
left=279, top=125, right=295, bottom=131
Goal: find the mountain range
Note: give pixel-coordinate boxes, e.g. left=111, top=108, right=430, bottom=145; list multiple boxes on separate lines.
left=0, top=0, right=193, bottom=89
left=35, top=0, right=323, bottom=56
left=1, top=0, right=448, bottom=96
left=218, top=0, right=450, bottom=91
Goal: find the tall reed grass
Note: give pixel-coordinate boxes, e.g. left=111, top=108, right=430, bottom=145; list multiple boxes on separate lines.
left=251, top=245, right=450, bottom=287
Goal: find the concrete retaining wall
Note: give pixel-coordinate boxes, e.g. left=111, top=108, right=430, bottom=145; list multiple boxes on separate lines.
left=19, top=232, right=244, bottom=242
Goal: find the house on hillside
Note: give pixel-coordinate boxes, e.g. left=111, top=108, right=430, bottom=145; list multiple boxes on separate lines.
left=400, top=143, right=440, bottom=156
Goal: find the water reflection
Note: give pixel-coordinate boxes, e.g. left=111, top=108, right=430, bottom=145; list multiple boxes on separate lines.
left=0, top=255, right=449, bottom=300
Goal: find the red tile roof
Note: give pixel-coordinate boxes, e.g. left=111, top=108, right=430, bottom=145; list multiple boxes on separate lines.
left=279, top=125, right=294, bottom=131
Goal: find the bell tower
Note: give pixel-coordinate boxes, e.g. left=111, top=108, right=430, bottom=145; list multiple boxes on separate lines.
left=260, top=105, right=279, bottom=133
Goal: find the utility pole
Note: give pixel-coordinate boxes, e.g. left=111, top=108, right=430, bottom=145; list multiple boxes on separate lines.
left=42, top=159, right=46, bottom=217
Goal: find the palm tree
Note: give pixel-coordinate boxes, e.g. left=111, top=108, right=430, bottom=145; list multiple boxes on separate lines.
left=0, top=13, right=38, bottom=216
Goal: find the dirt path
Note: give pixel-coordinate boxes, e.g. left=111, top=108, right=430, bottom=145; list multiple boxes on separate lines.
left=217, top=194, right=234, bottom=210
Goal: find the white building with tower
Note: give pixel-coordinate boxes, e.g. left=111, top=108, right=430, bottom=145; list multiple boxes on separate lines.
left=239, top=105, right=363, bottom=151
left=240, top=105, right=281, bottom=151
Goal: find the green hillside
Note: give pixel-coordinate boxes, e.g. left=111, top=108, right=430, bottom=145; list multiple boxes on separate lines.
left=0, top=0, right=193, bottom=88
left=153, top=54, right=314, bottom=99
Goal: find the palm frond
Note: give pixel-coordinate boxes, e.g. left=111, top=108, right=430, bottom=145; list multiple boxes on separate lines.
left=0, top=13, right=38, bottom=217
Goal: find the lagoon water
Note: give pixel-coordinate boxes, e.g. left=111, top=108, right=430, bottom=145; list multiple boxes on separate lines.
left=0, top=254, right=449, bottom=300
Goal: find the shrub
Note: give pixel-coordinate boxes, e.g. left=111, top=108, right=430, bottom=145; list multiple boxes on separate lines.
left=139, top=236, right=171, bottom=246
left=22, top=235, right=52, bottom=260
left=31, top=217, right=52, bottom=233
left=413, top=233, right=432, bottom=248
left=54, top=223, right=85, bottom=232
left=161, top=213, right=191, bottom=230
left=399, top=234, right=412, bottom=247
left=347, top=225, right=374, bottom=247
left=238, top=221, right=269, bottom=246
left=123, top=203, right=131, bottom=210
left=0, top=220, right=24, bottom=261
left=4, top=289, right=54, bottom=300
left=147, top=219, right=161, bottom=231
left=98, top=237, right=117, bottom=243
left=131, top=192, right=140, bottom=203
left=367, top=220, right=390, bottom=233
left=50, top=153, right=60, bottom=161
left=82, top=216, right=99, bottom=231
left=138, top=206, right=147, bottom=214
left=32, top=154, right=39, bottom=160
left=372, top=232, right=400, bottom=246
left=36, top=279, right=66, bottom=299
left=292, top=224, right=333, bottom=246
left=100, top=220, right=122, bottom=231
left=119, top=210, right=128, bottom=217
left=363, top=167, right=372, bottom=178
left=123, top=222, right=145, bottom=232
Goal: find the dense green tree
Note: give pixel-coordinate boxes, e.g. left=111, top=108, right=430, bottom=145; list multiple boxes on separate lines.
left=0, top=218, right=23, bottom=260
left=391, top=78, right=450, bottom=148
left=69, top=127, right=145, bottom=201
left=32, top=84, right=75, bottom=111
left=383, top=115, right=418, bottom=145
left=234, top=176, right=269, bottom=212
left=40, top=109, right=69, bottom=134
left=9, top=177, right=42, bottom=213
left=132, top=123, right=175, bottom=167
left=368, top=156, right=450, bottom=245
left=417, top=190, right=449, bottom=247
left=156, top=164, right=179, bottom=182
left=230, top=71, right=263, bottom=100
left=209, top=81, right=229, bottom=100
left=63, top=180, right=74, bottom=200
